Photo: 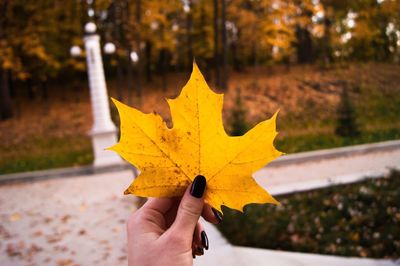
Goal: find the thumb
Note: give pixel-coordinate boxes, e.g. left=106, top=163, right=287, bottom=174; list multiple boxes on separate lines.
left=169, top=175, right=206, bottom=239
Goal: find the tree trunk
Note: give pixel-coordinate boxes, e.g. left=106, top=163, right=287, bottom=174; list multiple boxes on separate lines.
left=187, top=0, right=193, bottom=68
left=41, top=79, right=48, bottom=101
left=322, top=17, right=332, bottom=66
left=159, top=49, right=168, bottom=92
left=145, top=41, right=152, bottom=82
left=231, top=41, right=241, bottom=72
left=135, top=0, right=143, bottom=104
left=0, top=68, right=13, bottom=120
left=220, top=0, right=228, bottom=92
left=41, top=79, right=50, bottom=115
left=252, top=43, right=258, bottom=87
left=295, top=26, right=314, bottom=64
left=116, top=59, right=124, bottom=101
left=26, top=78, right=36, bottom=99
left=213, top=0, right=220, bottom=89
left=127, top=50, right=133, bottom=105
left=200, top=5, right=211, bottom=82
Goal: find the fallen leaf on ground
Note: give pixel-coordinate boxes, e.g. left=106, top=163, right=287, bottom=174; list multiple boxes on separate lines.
left=31, top=230, right=43, bottom=238
left=9, top=213, right=22, bottom=222
left=56, top=259, right=75, bottom=266
left=46, top=234, right=62, bottom=244
left=61, top=215, right=71, bottom=223
left=78, top=203, right=86, bottom=212
left=27, top=244, right=43, bottom=256
left=6, top=241, right=25, bottom=257
left=110, top=63, right=282, bottom=212
left=43, top=217, right=53, bottom=224
left=0, top=224, right=12, bottom=239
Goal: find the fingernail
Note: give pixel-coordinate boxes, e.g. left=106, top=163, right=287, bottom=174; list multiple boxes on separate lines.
left=201, top=231, right=209, bottom=250
left=212, top=208, right=223, bottom=224
left=196, top=247, right=204, bottom=255
left=190, top=175, right=206, bottom=198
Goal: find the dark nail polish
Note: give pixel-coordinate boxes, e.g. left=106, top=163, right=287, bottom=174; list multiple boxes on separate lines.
left=201, top=231, right=209, bottom=250
left=212, top=208, right=223, bottom=224
left=190, top=175, right=206, bottom=198
left=196, top=247, right=204, bottom=255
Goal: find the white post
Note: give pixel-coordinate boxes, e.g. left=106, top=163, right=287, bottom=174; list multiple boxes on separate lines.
left=83, top=24, right=122, bottom=167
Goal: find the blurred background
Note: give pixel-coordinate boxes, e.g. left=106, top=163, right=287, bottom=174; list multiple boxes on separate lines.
left=0, top=0, right=400, bottom=264
left=1, top=0, right=400, bottom=173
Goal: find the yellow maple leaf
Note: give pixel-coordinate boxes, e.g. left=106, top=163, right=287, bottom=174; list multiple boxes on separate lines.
left=109, top=63, right=282, bottom=213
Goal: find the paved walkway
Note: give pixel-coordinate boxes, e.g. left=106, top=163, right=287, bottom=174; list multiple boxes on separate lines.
left=256, top=143, right=400, bottom=195
left=0, top=171, right=135, bottom=266
left=1, top=141, right=400, bottom=265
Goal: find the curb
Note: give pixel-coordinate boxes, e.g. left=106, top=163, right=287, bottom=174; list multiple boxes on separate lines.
left=0, top=163, right=135, bottom=185
left=1, top=139, right=399, bottom=185
left=268, top=168, right=399, bottom=196
left=269, top=139, right=400, bottom=167
left=233, top=246, right=400, bottom=266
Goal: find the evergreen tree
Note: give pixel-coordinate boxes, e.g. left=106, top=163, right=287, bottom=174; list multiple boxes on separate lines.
left=229, top=87, right=249, bottom=136
left=335, top=85, right=360, bottom=138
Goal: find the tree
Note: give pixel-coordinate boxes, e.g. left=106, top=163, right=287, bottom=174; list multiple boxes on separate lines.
left=229, top=87, right=249, bottom=136
left=335, top=84, right=360, bottom=138
left=220, top=0, right=228, bottom=92
left=213, top=0, right=221, bottom=89
left=0, top=69, right=13, bottom=120
left=0, top=1, right=13, bottom=120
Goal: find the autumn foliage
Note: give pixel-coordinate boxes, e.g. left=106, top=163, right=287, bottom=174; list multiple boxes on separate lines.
left=110, top=63, right=282, bottom=212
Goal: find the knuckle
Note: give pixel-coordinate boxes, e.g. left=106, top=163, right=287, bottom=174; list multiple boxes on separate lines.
left=180, top=200, right=201, bottom=218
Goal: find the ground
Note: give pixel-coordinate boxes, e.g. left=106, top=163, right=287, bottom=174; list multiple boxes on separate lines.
left=0, top=171, right=136, bottom=266
left=1, top=63, right=400, bottom=173
left=1, top=143, right=399, bottom=265
left=219, top=170, right=400, bottom=259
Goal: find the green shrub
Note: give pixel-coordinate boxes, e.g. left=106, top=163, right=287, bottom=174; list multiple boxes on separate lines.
left=218, top=171, right=400, bottom=259
left=229, top=87, right=249, bottom=136
left=335, top=85, right=360, bottom=137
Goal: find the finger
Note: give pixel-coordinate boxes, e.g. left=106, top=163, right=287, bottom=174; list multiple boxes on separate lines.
left=164, top=198, right=180, bottom=228
left=142, top=197, right=175, bottom=214
left=193, top=222, right=209, bottom=251
left=192, top=222, right=203, bottom=248
left=202, top=204, right=223, bottom=224
left=169, top=175, right=206, bottom=239
left=191, top=223, right=201, bottom=259
left=194, top=246, right=204, bottom=256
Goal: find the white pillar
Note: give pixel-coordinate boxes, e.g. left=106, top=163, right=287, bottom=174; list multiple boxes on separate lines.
left=84, top=33, right=122, bottom=167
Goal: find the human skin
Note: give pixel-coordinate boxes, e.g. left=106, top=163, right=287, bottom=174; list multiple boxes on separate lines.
left=127, top=175, right=222, bottom=266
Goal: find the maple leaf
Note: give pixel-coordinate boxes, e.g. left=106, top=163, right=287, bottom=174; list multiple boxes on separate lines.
left=109, top=63, right=283, bottom=213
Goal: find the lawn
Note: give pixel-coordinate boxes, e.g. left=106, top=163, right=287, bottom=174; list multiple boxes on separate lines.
left=0, top=63, right=399, bottom=174
left=217, top=171, right=400, bottom=259
left=0, top=135, right=93, bottom=174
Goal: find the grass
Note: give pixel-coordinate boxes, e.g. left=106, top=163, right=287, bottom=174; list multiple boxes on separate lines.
left=0, top=135, right=93, bottom=174
left=0, top=126, right=398, bottom=174
left=276, top=127, right=400, bottom=153
left=217, top=171, right=400, bottom=259
left=0, top=63, right=399, bottom=174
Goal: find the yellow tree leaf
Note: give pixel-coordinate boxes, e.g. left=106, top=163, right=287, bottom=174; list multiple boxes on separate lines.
left=109, top=63, right=282, bottom=213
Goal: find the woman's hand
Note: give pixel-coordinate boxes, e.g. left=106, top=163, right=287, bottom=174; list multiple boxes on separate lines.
left=127, top=175, right=223, bottom=266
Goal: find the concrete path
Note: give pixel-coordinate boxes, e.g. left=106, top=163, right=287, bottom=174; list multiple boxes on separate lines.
left=0, top=170, right=136, bottom=266
left=232, top=247, right=399, bottom=266
left=1, top=141, right=400, bottom=265
left=255, top=141, right=400, bottom=195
